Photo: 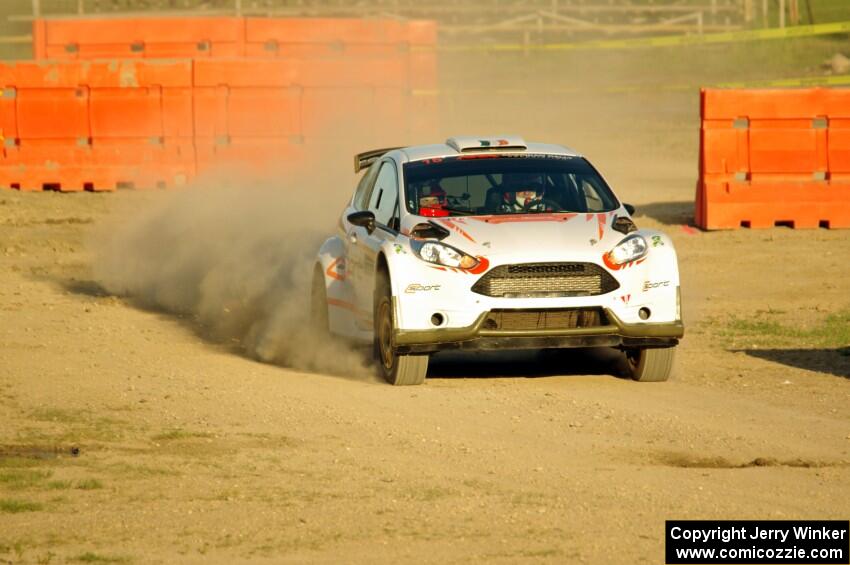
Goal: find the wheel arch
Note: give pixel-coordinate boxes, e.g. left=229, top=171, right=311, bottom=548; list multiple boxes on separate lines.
left=375, top=251, right=391, bottom=289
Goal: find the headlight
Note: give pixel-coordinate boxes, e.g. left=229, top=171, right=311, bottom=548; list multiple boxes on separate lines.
left=607, top=234, right=648, bottom=265
left=411, top=240, right=479, bottom=269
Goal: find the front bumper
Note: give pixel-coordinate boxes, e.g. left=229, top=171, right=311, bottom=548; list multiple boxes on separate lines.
left=394, top=308, right=683, bottom=354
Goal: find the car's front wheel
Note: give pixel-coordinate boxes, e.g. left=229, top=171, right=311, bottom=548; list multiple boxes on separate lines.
left=374, top=275, right=428, bottom=386
left=624, top=347, right=675, bottom=382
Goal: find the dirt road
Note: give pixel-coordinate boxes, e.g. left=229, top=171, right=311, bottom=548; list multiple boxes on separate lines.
left=2, top=46, right=850, bottom=563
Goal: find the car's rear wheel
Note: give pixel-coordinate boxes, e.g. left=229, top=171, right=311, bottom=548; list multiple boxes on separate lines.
left=311, top=265, right=329, bottom=334
left=374, top=275, right=428, bottom=386
left=624, top=347, right=675, bottom=382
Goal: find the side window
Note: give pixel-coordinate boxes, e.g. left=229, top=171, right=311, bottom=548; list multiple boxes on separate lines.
left=367, top=162, right=399, bottom=228
left=353, top=161, right=380, bottom=210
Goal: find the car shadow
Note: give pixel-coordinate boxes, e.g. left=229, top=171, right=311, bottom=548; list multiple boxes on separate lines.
left=633, top=201, right=695, bottom=227
left=427, top=347, right=628, bottom=380
left=731, top=348, right=850, bottom=379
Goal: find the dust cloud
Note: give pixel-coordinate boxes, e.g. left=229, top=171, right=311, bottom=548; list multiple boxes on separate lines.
left=91, top=165, right=375, bottom=379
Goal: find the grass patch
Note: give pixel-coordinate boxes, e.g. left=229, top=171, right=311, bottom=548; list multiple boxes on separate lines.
left=522, top=548, right=562, bottom=558
left=23, top=408, right=128, bottom=443
left=75, top=479, right=103, bottom=490
left=29, top=408, right=81, bottom=424
left=414, top=486, right=457, bottom=502
left=792, top=0, right=849, bottom=24
left=716, top=308, right=850, bottom=349
left=103, top=462, right=179, bottom=479
left=0, top=456, right=53, bottom=468
left=208, top=488, right=240, bottom=502
left=151, top=429, right=211, bottom=442
left=0, top=498, right=43, bottom=513
left=509, top=490, right=551, bottom=506
left=0, top=469, right=51, bottom=490
left=46, top=480, right=71, bottom=490
left=451, top=34, right=850, bottom=95
left=18, top=426, right=123, bottom=445
left=0, top=540, right=26, bottom=558
left=71, top=552, right=130, bottom=563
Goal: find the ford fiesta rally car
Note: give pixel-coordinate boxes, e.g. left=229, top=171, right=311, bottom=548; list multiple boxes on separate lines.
left=312, top=136, right=684, bottom=385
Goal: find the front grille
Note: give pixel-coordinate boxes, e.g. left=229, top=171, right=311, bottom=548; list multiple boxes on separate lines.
left=483, top=308, right=608, bottom=331
left=471, top=262, right=619, bottom=298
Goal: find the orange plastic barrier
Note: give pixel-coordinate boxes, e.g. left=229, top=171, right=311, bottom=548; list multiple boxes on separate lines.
left=243, top=18, right=437, bottom=58
left=34, top=17, right=243, bottom=60
left=0, top=60, right=195, bottom=191
left=0, top=58, right=434, bottom=191
left=32, top=19, right=47, bottom=60
left=32, top=17, right=437, bottom=61
left=12, top=17, right=438, bottom=190
left=193, top=57, right=411, bottom=90
left=696, top=88, right=850, bottom=229
left=192, top=58, right=416, bottom=175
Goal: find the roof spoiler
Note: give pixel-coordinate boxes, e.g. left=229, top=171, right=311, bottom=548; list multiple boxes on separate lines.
left=354, top=147, right=403, bottom=173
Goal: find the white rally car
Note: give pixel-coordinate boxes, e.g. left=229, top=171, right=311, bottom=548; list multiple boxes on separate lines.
left=312, top=136, right=684, bottom=385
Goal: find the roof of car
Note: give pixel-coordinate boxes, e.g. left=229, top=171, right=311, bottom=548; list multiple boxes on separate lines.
left=397, top=138, right=582, bottom=163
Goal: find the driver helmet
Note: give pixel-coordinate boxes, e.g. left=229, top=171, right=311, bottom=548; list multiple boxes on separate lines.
left=512, top=188, right=540, bottom=208
left=502, top=173, right=543, bottom=208
left=419, top=183, right=449, bottom=217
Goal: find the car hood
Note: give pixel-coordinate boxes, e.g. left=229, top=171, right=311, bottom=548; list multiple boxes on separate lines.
left=423, top=211, right=629, bottom=262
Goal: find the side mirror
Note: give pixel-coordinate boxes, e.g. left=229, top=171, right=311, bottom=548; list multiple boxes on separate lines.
left=624, top=203, right=636, bottom=215
left=347, top=210, right=376, bottom=234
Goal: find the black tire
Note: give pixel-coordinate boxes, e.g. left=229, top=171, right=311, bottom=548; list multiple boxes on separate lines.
left=310, top=265, right=329, bottom=334
left=374, top=274, right=428, bottom=386
left=624, top=347, right=675, bottom=382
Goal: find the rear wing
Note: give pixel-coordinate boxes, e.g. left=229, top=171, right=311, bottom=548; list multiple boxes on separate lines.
left=354, top=147, right=402, bottom=173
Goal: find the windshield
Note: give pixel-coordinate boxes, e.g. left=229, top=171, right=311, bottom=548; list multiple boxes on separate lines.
left=403, top=155, right=619, bottom=217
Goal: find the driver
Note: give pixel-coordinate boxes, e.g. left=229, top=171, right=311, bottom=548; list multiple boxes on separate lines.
left=418, top=183, right=449, bottom=217
left=499, top=173, right=551, bottom=213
